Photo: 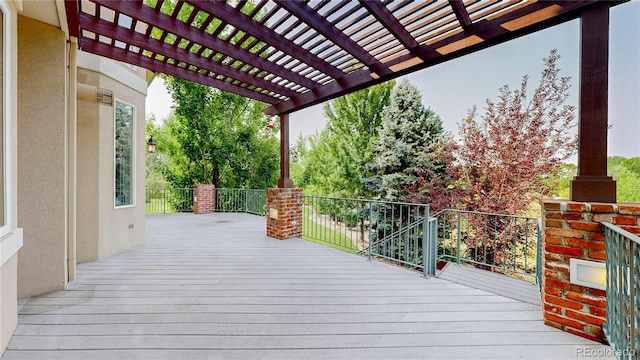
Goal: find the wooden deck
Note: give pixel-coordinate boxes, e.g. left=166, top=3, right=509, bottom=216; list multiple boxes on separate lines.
left=3, top=213, right=614, bottom=360
left=437, top=263, right=542, bottom=306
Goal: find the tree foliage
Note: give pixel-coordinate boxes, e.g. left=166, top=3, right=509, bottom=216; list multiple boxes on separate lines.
left=292, top=82, right=394, bottom=196
left=363, top=79, right=445, bottom=201
left=161, top=76, right=279, bottom=189
left=452, top=50, right=577, bottom=215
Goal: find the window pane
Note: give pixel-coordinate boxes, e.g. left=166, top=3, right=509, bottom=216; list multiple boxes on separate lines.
left=115, top=100, right=134, bottom=207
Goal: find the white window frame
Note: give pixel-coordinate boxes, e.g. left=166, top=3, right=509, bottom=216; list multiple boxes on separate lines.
left=113, top=99, right=136, bottom=209
left=0, top=1, right=12, bottom=238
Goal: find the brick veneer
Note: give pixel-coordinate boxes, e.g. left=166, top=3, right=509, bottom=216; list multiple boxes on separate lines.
left=541, top=200, right=640, bottom=342
left=266, top=188, right=302, bottom=240
left=193, top=184, right=216, bottom=214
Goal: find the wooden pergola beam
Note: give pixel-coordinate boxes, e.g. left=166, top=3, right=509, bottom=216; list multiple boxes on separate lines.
left=64, top=0, right=80, bottom=37
left=277, top=113, right=292, bottom=189
left=265, top=0, right=593, bottom=115
left=93, top=0, right=319, bottom=90
left=79, top=13, right=298, bottom=99
left=360, top=0, right=419, bottom=49
left=278, top=1, right=392, bottom=77
left=80, top=38, right=279, bottom=105
left=191, top=1, right=345, bottom=80
left=449, top=0, right=473, bottom=29
left=570, top=1, right=616, bottom=202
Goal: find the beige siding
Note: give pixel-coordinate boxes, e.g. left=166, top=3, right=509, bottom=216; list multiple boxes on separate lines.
left=16, top=15, right=67, bottom=298
left=76, top=55, right=146, bottom=262
left=76, top=71, right=100, bottom=263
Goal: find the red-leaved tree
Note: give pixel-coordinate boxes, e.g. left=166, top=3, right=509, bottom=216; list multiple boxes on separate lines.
left=405, top=51, right=577, bottom=274
left=456, top=49, right=577, bottom=215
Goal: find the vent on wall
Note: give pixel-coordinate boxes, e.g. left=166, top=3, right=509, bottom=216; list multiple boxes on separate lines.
left=77, top=84, right=114, bottom=106
left=97, top=88, right=113, bottom=106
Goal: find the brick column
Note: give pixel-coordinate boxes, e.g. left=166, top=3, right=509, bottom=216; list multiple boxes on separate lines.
left=541, top=200, right=640, bottom=342
left=193, top=184, right=216, bottom=214
left=266, top=188, right=302, bottom=240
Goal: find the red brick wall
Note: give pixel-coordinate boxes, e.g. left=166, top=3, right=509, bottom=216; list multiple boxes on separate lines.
left=266, top=188, right=302, bottom=240
left=541, top=200, right=640, bottom=342
left=193, top=184, right=216, bottom=214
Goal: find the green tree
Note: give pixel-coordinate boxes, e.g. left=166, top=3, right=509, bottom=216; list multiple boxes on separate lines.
left=614, top=167, right=640, bottom=202
left=291, top=82, right=394, bottom=196
left=363, top=78, right=445, bottom=201
left=322, top=81, right=394, bottom=196
left=163, top=76, right=279, bottom=189
left=145, top=115, right=170, bottom=190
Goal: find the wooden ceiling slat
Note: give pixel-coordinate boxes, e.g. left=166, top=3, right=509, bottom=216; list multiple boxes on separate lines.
left=279, top=1, right=391, bottom=77
left=80, top=37, right=278, bottom=105
left=69, top=0, right=622, bottom=114
left=79, top=13, right=298, bottom=99
left=92, top=0, right=318, bottom=89
left=191, top=1, right=345, bottom=79
left=264, top=0, right=600, bottom=115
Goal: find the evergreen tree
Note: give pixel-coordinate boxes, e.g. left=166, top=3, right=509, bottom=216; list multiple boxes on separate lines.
left=363, top=78, right=445, bottom=201
left=291, top=82, right=394, bottom=196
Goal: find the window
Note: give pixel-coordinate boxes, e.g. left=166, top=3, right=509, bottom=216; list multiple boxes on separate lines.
left=0, top=3, right=8, bottom=236
left=114, top=100, right=135, bottom=207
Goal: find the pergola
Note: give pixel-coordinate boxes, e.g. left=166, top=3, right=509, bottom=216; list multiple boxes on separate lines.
left=64, top=0, right=626, bottom=202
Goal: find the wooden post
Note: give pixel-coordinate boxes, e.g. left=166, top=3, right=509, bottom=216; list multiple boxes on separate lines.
left=278, top=113, right=293, bottom=188
left=570, top=2, right=616, bottom=203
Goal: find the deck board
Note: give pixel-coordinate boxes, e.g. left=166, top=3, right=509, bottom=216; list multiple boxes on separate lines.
left=3, top=213, right=613, bottom=360
left=437, top=262, right=542, bottom=305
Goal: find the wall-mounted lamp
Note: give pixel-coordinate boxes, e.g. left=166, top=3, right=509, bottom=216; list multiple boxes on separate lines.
left=147, top=135, right=157, bottom=153
left=569, top=258, right=606, bottom=290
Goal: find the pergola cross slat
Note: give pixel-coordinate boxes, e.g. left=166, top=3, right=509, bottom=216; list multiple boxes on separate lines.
left=65, top=0, right=627, bottom=202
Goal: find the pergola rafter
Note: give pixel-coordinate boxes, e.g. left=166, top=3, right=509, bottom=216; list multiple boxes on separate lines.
left=449, top=0, right=472, bottom=29
left=65, top=0, right=627, bottom=201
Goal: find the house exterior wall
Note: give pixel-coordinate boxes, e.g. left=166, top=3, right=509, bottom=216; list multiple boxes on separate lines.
left=16, top=15, right=67, bottom=298
left=76, top=70, right=99, bottom=263
left=0, top=1, right=23, bottom=355
left=76, top=53, right=146, bottom=261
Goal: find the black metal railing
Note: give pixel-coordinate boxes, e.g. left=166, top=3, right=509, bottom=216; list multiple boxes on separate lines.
left=433, top=209, right=541, bottom=283
left=301, top=195, right=434, bottom=276
left=146, top=188, right=266, bottom=216
left=145, top=188, right=194, bottom=213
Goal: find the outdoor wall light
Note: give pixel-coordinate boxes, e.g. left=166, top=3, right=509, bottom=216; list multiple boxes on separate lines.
left=147, top=135, right=157, bottom=153
left=569, top=258, right=606, bottom=290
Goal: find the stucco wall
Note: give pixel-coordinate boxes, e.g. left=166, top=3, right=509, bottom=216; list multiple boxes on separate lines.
left=1, top=254, right=18, bottom=353
left=76, top=68, right=100, bottom=263
left=98, top=73, right=146, bottom=258
left=17, top=16, right=67, bottom=298
left=76, top=55, right=146, bottom=262
left=1, top=2, right=23, bottom=356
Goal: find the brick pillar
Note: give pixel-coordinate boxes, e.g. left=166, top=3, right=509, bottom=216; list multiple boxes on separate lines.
left=541, top=200, right=640, bottom=342
left=193, top=184, right=216, bottom=214
left=266, top=188, right=302, bottom=240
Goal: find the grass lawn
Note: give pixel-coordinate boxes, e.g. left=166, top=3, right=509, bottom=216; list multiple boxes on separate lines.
left=302, top=207, right=359, bottom=254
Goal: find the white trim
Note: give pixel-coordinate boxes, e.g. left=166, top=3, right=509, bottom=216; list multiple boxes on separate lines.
left=0, top=228, right=22, bottom=266
left=0, top=1, right=11, bottom=238
left=113, top=98, right=136, bottom=209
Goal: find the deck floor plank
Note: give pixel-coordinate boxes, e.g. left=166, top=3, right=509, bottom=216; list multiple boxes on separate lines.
left=3, top=213, right=613, bottom=360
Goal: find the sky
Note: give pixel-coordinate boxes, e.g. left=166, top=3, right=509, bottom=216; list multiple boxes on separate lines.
left=146, top=1, right=640, bottom=158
